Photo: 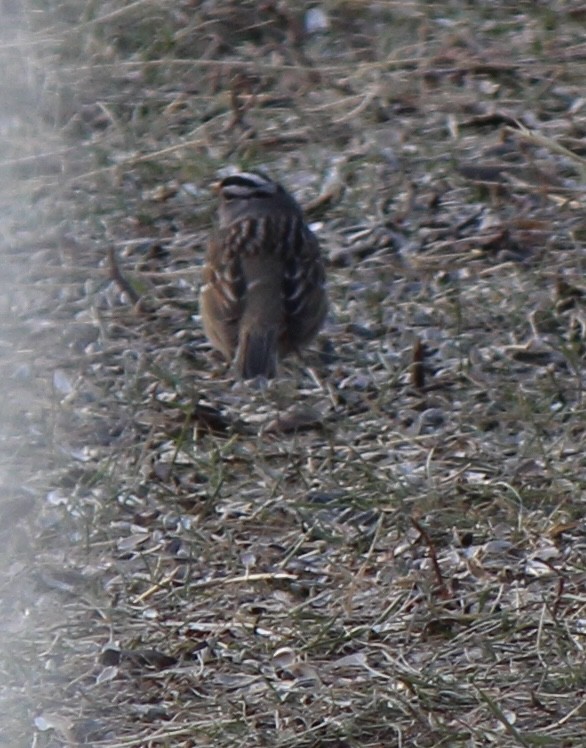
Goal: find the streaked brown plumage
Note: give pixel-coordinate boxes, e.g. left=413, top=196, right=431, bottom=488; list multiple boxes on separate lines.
left=200, top=172, right=327, bottom=379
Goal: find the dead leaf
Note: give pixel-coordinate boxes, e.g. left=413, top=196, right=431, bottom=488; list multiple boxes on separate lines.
left=265, top=404, right=325, bottom=433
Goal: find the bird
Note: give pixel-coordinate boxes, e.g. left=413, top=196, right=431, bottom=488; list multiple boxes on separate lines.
left=200, top=171, right=327, bottom=379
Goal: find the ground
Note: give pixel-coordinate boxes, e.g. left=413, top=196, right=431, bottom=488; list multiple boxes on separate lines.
left=1, top=1, right=586, bottom=746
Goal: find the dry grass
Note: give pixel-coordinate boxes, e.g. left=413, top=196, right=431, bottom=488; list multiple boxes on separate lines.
left=2, top=1, right=586, bottom=746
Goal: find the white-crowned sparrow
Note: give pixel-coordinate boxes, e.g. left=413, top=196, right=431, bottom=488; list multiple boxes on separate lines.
left=200, top=171, right=327, bottom=379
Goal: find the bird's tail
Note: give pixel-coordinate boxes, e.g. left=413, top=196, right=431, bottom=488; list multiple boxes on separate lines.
left=236, top=326, right=279, bottom=379
left=235, top=253, right=283, bottom=379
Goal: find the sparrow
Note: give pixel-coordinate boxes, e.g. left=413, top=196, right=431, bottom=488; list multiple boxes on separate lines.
left=200, top=171, right=327, bottom=379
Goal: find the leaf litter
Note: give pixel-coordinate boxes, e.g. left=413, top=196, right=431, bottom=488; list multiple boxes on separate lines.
left=1, top=1, right=586, bottom=746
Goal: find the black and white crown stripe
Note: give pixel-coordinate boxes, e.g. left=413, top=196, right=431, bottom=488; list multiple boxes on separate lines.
left=219, top=172, right=278, bottom=200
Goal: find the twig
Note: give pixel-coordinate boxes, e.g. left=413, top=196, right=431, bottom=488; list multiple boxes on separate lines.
left=411, top=517, right=449, bottom=598
left=107, top=246, right=141, bottom=305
